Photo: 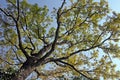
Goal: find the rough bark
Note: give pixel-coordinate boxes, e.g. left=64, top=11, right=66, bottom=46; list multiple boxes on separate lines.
left=12, top=62, right=35, bottom=80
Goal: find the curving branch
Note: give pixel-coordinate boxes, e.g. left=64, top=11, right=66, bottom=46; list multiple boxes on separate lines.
left=42, top=0, right=66, bottom=58
left=31, top=43, right=52, bottom=59
left=0, top=8, right=16, bottom=22
left=15, top=0, right=30, bottom=59
left=21, top=11, right=36, bottom=53
left=60, top=12, right=97, bottom=38
left=35, top=0, right=66, bottom=66
left=0, top=0, right=30, bottom=59
left=57, top=60, right=93, bottom=80
left=50, top=31, right=113, bottom=62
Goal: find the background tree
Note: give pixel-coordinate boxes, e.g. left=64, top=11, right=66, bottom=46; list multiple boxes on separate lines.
left=0, top=0, right=120, bottom=80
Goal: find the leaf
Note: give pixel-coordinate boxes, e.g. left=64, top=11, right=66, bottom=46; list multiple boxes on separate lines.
left=92, top=51, right=98, bottom=58
left=1, top=0, right=120, bottom=79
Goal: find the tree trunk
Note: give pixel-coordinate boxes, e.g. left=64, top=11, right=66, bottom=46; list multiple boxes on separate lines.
left=12, top=64, right=35, bottom=80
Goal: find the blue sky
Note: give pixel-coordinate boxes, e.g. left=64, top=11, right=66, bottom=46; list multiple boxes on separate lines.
left=0, top=0, right=120, bottom=70
left=108, top=0, right=120, bottom=13
left=0, top=0, right=120, bottom=79
left=0, top=0, right=120, bottom=13
left=27, top=0, right=120, bottom=13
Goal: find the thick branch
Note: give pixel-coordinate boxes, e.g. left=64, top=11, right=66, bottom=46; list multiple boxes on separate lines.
left=31, top=44, right=52, bottom=58
left=21, top=11, right=36, bottom=53
left=35, top=0, right=66, bottom=65
left=58, top=60, right=93, bottom=80
left=15, top=0, right=30, bottom=59
left=42, top=0, right=65, bottom=57
left=0, top=3, right=29, bottom=59
left=51, top=32, right=113, bottom=61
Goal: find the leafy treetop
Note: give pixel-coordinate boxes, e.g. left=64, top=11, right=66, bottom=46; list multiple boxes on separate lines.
left=0, top=0, right=120, bottom=80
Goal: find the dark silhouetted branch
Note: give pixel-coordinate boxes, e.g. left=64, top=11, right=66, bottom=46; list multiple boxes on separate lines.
left=58, top=60, right=93, bottom=80
left=51, top=32, right=113, bottom=62
left=35, top=0, right=66, bottom=66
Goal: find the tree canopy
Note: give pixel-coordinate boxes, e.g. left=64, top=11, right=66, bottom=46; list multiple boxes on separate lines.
left=0, top=0, right=120, bottom=80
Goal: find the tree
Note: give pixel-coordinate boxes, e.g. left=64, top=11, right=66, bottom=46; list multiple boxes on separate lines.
left=0, top=0, right=120, bottom=80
